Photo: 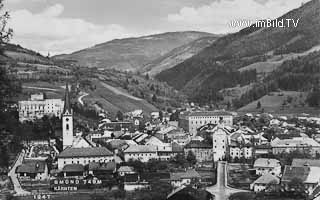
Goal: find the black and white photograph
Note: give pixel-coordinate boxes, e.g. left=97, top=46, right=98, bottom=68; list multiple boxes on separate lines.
left=0, top=0, right=320, bottom=200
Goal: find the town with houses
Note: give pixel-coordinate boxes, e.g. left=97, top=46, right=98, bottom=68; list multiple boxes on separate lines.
left=1, top=1, right=320, bottom=200
left=1, top=83, right=320, bottom=200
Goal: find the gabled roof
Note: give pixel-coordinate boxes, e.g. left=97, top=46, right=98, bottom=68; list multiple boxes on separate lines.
left=254, top=158, right=280, bottom=168
left=189, top=111, right=232, bottom=117
left=16, top=160, right=46, bottom=174
left=118, top=166, right=135, bottom=173
left=58, top=147, right=113, bottom=158
left=252, top=173, right=280, bottom=185
left=281, top=165, right=310, bottom=183
left=170, top=169, right=201, bottom=181
left=62, top=164, right=84, bottom=172
left=184, top=140, right=212, bottom=149
left=124, top=173, right=139, bottom=182
left=292, top=159, right=320, bottom=167
left=124, top=145, right=157, bottom=153
left=88, top=162, right=116, bottom=171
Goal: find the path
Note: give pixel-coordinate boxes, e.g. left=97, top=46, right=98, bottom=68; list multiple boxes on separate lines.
left=8, top=151, right=31, bottom=196
left=100, top=82, right=142, bottom=101
left=78, top=92, right=89, bottom=105
left=206, top=162, right=249, bottom=200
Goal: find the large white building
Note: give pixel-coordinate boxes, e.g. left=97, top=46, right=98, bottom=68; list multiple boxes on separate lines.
left=57, top=147, right=114, bottom=169
left=18, top=93, right=64, bottom=122
left=123, top=145, right=158, bottom=162
left=188, top=111, right=233, bottom=136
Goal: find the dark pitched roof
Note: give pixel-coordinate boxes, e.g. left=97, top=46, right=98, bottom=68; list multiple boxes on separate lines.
left=124, top=173, right=139, bottom=182
left=16, top=160, right=46, bottom=174
left=292, top=159, right=320, bottom=167
left=281, top=165, right=310, bottom=183
left=189, top=111, right=232, bottom=117
left=88, top=162, right=116, bottom=171
left=62, top=164, right=84, bottom=172
left=58, top=147, right=113, bottom=158
left=184, top=141, right=212, bottom=149
left=170, top=169, right=201, bottom=181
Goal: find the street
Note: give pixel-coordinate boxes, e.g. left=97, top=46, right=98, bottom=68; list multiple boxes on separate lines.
left=8, top=151, right=31, bottom=196
left=206, top=162, right=248, bottom=200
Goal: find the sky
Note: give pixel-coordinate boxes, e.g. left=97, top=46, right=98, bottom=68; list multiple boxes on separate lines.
left=5, top=0, right=307, bottom=55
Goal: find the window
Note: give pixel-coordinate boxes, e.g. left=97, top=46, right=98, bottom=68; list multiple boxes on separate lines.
left=66, top=124, right=69, bottom=130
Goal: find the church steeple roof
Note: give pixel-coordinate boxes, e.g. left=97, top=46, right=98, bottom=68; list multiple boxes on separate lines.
left=63, top=82, right=72, bottom=115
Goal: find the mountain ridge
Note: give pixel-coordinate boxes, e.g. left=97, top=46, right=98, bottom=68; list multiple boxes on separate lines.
left=156, top=0, right=320, bottom=104
left=52, top=31, right=217, bottom=72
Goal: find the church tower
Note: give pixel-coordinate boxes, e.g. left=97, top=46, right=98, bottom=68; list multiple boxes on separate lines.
left=62, top=83, right=73, bottom=149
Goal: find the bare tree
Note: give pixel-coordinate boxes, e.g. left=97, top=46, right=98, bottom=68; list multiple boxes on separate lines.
left=0, top=0, right=13, bottom=43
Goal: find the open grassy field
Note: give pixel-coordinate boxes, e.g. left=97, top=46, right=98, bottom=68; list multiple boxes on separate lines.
left=237, top=91, right=320, bottom=115
left=82, top=79, right=158, bottom=115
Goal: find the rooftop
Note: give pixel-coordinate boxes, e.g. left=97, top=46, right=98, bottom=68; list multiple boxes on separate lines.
left=62, top=164, right=84, bottom=172
left=292, top=159, right=320, bottom=167
left=189, top=111, right=233, bottom=117
left=252, top=173, right=280, bottom=185
left=281, top=165, right=310, bottom=183
left=170, top=169, right=201, bottom=181
left=271, top=137, right=320, bottom=147
left=184, top=141, right=212, bottom=149
left=58, top=147, right=113, bottom=158
left=124, top=145, right=157, bottom=153
left=254, top=158, right=280, bottom=168
left=16, top=160, right=46, bottom=174
left=118, top=166, right=135, bottom=173
left=88, top=162, right=116, bottom=171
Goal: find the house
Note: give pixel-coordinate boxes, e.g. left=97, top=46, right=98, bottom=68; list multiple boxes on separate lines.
left=291, top=159, right=320, bottom=167
left=16, top=160, right=49, bottom=180
left=123, top=145, right=158, bottom=162
left=118, top=166, right=135, bottom=176
left=253, top=158, right=281, bottom=176
left=88, top=162, right=116, bottom=177
left=124, top=173, right=149, bottom=191
left=281, top=165, right=320, bottom=194
left=170, top=169, right=201, bottom=188
left=188, top=111, right=233, bottom=136
left=271, top=137, right=320, bottom=156
left=229, top=132, right=253, bottom=160
left=184, top=141, right=213, bottom=162
left=57, top=147, right=114, bottom=169
left=62, top=164, right=85, bottom=177
left=250, top=173, right=280, bottom=192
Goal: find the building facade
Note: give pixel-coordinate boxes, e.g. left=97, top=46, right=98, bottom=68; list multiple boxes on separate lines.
left=211, top=125, right=230, bottom=162
left=188, top=111, right=233, bottom=136
left=18, top=93, right=64, bottom=122
left=184, top=141, right=213, bottom=162
left=123, top=145, right=158, bottom=162
left=57, top=147, right=114, bottom=169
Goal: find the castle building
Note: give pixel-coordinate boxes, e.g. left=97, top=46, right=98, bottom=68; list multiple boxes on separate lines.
left=18, top=93, right=64, bottom=122
left=62, top=83, right=73, bottom=150
left=188, top=111, right=233, bottom=136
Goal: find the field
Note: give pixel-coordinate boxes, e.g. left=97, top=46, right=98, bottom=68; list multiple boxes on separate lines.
left=237, top=91, right=320, bottom=115
left=80, top=79, right=158, bottom=115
